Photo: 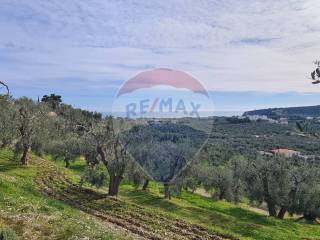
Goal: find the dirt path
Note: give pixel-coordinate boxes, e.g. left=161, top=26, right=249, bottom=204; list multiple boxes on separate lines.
left=34, top=161, right=235, bottom=240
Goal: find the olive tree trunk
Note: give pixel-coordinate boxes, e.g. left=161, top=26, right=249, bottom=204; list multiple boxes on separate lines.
left=265, top=200, right=277, bottom=217
left=21, top=145, right=30, bottom=165
left=262, top=176, right=277, bottom=217
left=277, top=206, right=287, bottom=219
left=64, top=158, right=70, bottom=168
left=164, top=183, right=171, bottom=200
left=108, top=175, right=122, bottom=196
left=142, top=179, right=149, bottom=191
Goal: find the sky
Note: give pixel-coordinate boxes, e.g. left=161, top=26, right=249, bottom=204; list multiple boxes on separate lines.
left=1, top=0, right=320, bottom=114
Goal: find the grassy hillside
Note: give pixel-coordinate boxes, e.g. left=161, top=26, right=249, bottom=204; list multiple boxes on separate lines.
left=0, top=150, right=134, bottom=240
left=1, top=149, right=320, bottom=240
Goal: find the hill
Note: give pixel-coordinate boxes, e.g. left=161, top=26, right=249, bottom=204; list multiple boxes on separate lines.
left=1, top=149, right=320, bottom=239
left=243, top=105, right=320, bottom=119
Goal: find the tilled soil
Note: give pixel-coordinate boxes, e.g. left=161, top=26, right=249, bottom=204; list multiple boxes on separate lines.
left=34, top=161, right=235, bottom=240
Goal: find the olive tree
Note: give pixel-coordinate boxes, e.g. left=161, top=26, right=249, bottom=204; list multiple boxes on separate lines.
left=293, top=115, right=320, bottom=221
left=0, top=82, right=17, bottom=148
left=285, top=162, right=320, bottom=222
left=244, top=154, right=315, bottom=219
left=14, top=98, right=48, bottom=165
left=122, top=123, right=207, bottom=199
left=83, top=117, right=130, bottom=196
left=48, top=133, right=82, bottom=168
left=290, top=183, right=320, bottom=222
left=0, top=96, right=17, bottom=148
left=125, top=161, right=150, bottom=190
left=246, top=155, right=287, bottom=217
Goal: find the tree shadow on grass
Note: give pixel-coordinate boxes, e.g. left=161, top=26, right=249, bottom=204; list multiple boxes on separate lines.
left=69, top=164, right=85, bottom=174
left=0, top=155, right=21, bottom=172
left=225, top=207, right=273, bottom=226
left=123, top=189, right=181, bottom=212
left=180, top=191, right=274, bottom=226
left=0, top=163, right=20, bottom=172
left=211, top=207, right=304, bottom=240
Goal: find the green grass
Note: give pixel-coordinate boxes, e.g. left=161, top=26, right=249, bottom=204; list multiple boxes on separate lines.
left=44, top=155, right=86, bottom=177
left=120, top=182, right=320, bottom=240
left=1, top=149, right=320, bottom=240
left=0, top=149, right=130, bottom=240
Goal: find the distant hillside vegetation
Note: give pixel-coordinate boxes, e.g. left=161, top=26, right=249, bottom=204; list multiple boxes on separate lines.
left=243, top=105, right=320, bottom=119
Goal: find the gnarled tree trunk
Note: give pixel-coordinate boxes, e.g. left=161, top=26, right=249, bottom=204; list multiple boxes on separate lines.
left=21, top=145, right=30, bottom=165
left=262, top=176, right=277, bottom=217
left=64, top=158, right=70, bottom=168
left=277, top=206, right=287, bottom=219
left=266, top=200, right=277, bottom=217
left=108, top=175, right=122, bottom=196
left=277, top=186, right=298, bottom=219
left=164, top=183, right=171, bottom=200
left=142, top=179, right=149, bottom=191
left=219, top=189, right=226, bottom=200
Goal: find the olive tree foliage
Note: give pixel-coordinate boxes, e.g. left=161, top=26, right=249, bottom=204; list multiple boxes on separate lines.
left=284, top=60, right=320, bottom=221
left=245, top=155, right=283, bottom=217
left=201, top=165, right=233, bottom=200
left=125, top=160, right=150, bottom=190
left=290, top=182, right=320, bottom=222
left=244, top=155, right=319, bottom=219
left=0, top=81, right=17, bottom=148
left=194, top=155, right=247, bottom=202
left=164, top=154, right=247, bottom=202
left=275, top=160, right=315, bottom=220
left=282, top=154, right=320, bottom=222
left=42, top=104, right=90, bottom=168
left=14, top=98, right=49, bottom=165
left=81, top=163, right=109, bottom=188
left=122, top=123, right=207, bottom=199
left=169, top=166, right=200, bottom=195
left=0, top=95, right=17, bottom=148
left=82, top=117, right=131, bottom=196
left=190, top=149, right=320, bottom=221
left=293, top=115, right=320, bottom=221
left=48, top=133, right=82, bottom=168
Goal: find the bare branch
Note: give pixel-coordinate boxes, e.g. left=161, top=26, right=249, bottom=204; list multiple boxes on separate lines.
left=0, top=81, right=9, bottom=96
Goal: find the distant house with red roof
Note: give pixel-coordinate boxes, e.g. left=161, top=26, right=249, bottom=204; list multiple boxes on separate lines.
left=270, top=149, right=301, bottom=158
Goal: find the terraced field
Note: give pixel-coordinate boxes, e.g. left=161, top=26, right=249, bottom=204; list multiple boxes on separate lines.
left=35, top=158, right=231, bottom=240
left=1, top=149, right=320, bottom=240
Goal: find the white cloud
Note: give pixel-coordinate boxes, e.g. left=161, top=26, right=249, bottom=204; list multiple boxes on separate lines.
left=1, top=0, right=320, bottom=95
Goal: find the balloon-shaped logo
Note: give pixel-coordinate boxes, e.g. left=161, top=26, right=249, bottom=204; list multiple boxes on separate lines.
left=112, top=68, right=214, bottom=184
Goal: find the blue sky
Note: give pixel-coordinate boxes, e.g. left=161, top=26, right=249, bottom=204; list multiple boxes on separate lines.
left=1, top=0, right=320, bottom=114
